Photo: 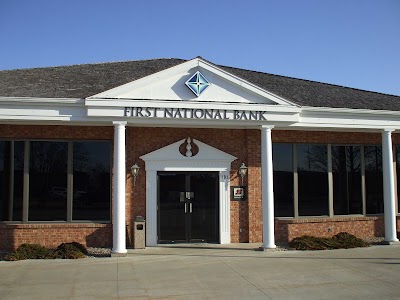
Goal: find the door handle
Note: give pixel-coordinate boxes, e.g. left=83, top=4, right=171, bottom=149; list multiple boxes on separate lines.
left=190, top=203, right=192, bottom=213
left=184, top=203, right=187, bottom=213
left=186, top=192, right=194, bottom=199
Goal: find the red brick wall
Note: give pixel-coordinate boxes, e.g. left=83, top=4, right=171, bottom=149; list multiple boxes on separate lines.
left=273, top=130, right=384, bottom=144
left=0, top=224, right=112, bottom=250
left=275, top=217, right=389, bottom=243
left=247, top=130, right=262, bottom=242
left=0, top=124, right=113, bottom=140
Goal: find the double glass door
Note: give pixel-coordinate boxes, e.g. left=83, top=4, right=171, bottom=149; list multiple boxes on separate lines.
left=158, top=172, right=219, bottom=243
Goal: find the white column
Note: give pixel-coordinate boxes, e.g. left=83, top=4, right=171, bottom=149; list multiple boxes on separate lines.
left=261, top=125, right=276, bottom=249
left=112, top=121, right=128, bottom=254
left=382, top=129, right=399, bottom=243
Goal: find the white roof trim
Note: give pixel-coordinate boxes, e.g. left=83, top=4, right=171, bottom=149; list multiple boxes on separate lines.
left=0, top=97, right=84, bottom=105
left=301, top=105, right=400, bottom=116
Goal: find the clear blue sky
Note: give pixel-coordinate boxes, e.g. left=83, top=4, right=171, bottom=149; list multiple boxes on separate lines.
left=1, top=0, right=399, bottom=96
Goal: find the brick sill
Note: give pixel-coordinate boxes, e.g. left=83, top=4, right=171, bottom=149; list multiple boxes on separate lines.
left=0, top=223, right=111, bottom=229
left=275, top=216, right=388, bottom=224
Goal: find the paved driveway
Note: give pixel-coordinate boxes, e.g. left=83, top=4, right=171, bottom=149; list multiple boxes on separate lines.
left=0, top=244, right=399, bottom=299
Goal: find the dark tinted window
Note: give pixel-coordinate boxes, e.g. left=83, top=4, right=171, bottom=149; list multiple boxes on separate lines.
left=29, top=141, right=68, bottom=221
left=297, top=145, right=329, bottom=216
left=332, top=146, right=362, bottom=215
left=0, top=141, right=24, bottom=221
left=273, top=144, right=294, bottom=217
left=364, top=146, right=383, bottom=214
left=73, top=142, right=111, bottom=221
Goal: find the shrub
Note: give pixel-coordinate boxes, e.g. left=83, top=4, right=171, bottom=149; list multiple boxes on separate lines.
left=331, top=232, right=369, bottom=248
left=63, top=242, right=88, bottom=255
left=4, top=244, right=55, bottom=261
left=289, top=232, right=369, bottom=250
left=3, top=242, right=88, bottom=261
left=289, top=235, right=335, bottom=250
left=55, top=243, right=86, bottom=259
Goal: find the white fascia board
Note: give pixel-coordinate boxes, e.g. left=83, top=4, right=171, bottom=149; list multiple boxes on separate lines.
left=0, top=108, right=87, bottom=122
left=85, top=98, right=301, bottom=114
left=297, top=118, right=400, bottom=129
left=298, top=106, right=400, bottom=130
left=288, top=122, right=400, bottom=131
left=86, top=102, right=300, bottom=124
left=302, top=106, right=400, bottom=116
left=84, top=113, right=295, bottom=128
left=0, top=97, right=87, bottom=122
left=0, top=115, right=72, bottom=121
left=0, top=97, right=84, bottom=106
left=87, top=108, right=298, bottom=123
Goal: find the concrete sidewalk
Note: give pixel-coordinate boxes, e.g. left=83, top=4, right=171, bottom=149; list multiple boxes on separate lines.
left=0, top=244, right=399, bottom=299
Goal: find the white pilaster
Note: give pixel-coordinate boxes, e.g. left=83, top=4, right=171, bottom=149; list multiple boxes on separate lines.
left=146, top=170, right=157, bottom=246
left=219, top=171, right=231, bottom=244
left=112, top=121, right=128, bottom=254
left=382, top=129, right=399, bottom=243
left=261, top=125, right=276, bottom=249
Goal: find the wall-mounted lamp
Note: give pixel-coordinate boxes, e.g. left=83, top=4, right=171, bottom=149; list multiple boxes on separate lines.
left=238, top=163, right=248, bottom=186
left=131, top=163, right=140, bottom=186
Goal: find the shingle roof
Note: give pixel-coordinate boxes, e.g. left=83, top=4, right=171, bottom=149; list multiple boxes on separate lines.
left=223, top=66, right=400, bottom=111
left=0, top=59, right=185, bottom=99
left=0, top=58, right=399, bottom=111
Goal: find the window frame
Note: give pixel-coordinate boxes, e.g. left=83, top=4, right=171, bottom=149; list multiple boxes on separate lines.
left=273, top=143, right=385, bottom=219
left=0, top=138, right=112, bottom=224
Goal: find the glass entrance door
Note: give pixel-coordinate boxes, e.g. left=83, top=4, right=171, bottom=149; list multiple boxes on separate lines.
left=158, top=172, right=219, bottom=243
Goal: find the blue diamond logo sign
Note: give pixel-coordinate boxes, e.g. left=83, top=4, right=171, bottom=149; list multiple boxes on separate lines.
left=185, top=71, right=210, bottom=97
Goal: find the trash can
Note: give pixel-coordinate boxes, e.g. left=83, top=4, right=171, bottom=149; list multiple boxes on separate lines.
left=132, top=216, right=145, bottom=249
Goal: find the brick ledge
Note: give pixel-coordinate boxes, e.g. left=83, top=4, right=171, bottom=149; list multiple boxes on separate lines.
left=275, top=216, right=389, bottom=224
left=0, top=223, right=111, bottom=229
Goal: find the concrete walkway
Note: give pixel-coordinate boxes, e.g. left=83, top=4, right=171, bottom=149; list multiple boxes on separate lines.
left=0, top=244, right=400, bottom=299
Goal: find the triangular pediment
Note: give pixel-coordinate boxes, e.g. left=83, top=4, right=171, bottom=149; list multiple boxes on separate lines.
left=140, top=138, right=236, bottom=162
left=140, top=138, right=236, bottom=171
left=88, top=57, right=295, bottom=106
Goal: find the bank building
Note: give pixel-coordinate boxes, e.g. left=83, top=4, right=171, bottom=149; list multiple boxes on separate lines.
left=0, top=57, right=399, bottom=254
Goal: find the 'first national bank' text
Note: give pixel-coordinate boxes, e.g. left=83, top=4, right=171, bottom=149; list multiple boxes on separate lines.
left=124, top=107, right=267, bottom=121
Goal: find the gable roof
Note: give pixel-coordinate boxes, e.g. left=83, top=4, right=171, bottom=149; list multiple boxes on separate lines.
left=0, top=58, right=399, bottom=111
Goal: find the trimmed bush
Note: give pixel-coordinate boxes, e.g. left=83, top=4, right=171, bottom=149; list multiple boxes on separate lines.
left=289, top=232, right=369, bottom=250
left=60, top=242, right=88, bottom=255
left=55, top=243, right=86, bottom=259
left=331, top=232, right=369, bottom=248
left=289, top=236, right=335, bottom=250
left=4, top=242, right=88, bottom=261
left=4, top=244, right=55, bottom=261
